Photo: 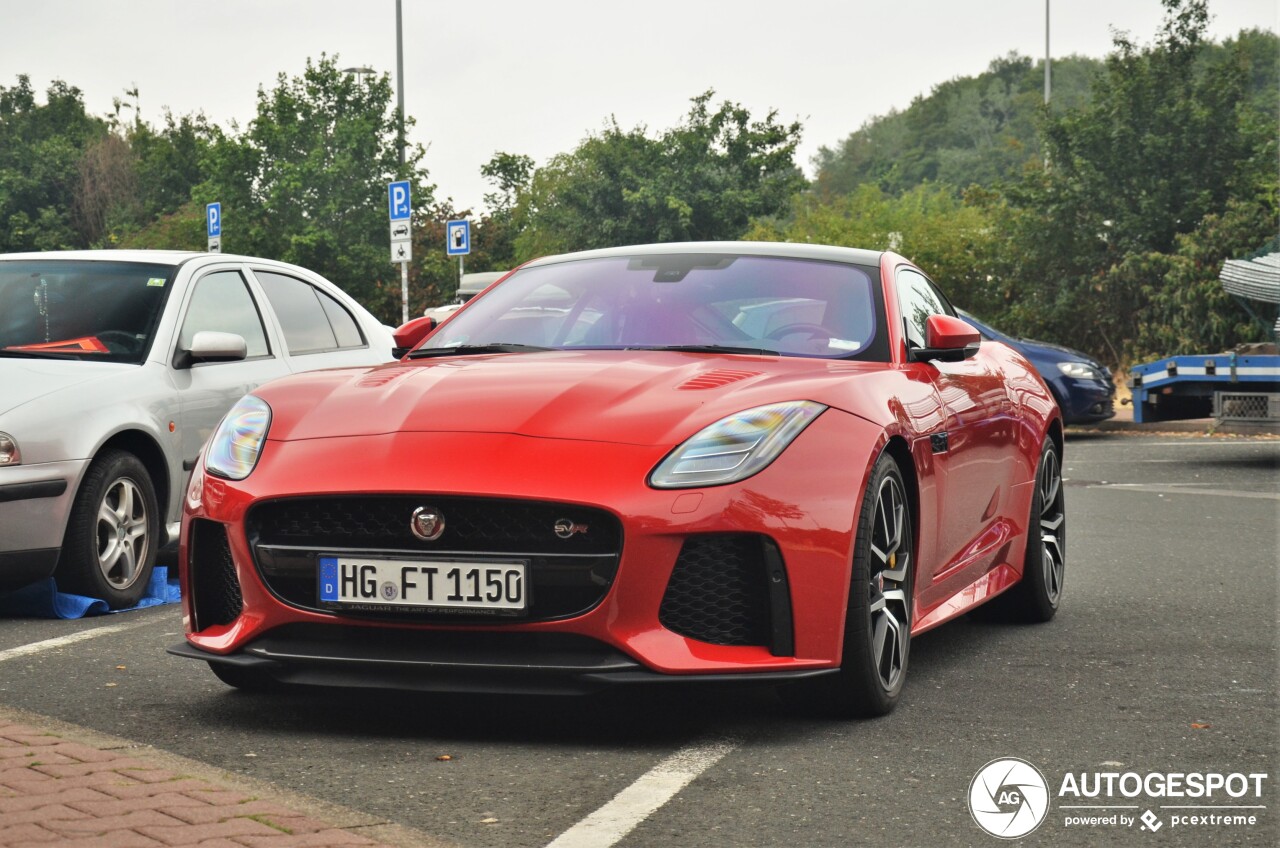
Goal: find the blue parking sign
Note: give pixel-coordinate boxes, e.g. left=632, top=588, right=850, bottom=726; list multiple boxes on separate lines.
left=388, top=181, right=411, bottom=221
left=446, top=219, right=470, bottom=256
left=206, top=202, right=221, bottom=237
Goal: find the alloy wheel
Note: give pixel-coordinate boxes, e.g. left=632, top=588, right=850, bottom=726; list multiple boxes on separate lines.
left=1038, top=448, right=1065, bottom=606
left=869, top=474, right=910, bottom=691
left=95, top=477, right=150, bottom=590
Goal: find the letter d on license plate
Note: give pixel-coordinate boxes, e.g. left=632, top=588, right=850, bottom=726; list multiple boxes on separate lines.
left=319, top=555, right=527, bottom=612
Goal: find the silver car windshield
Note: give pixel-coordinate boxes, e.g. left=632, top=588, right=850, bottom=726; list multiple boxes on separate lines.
left=0, top=261, right=174, bottom=363
left=419, top=254, right=884, bottom=360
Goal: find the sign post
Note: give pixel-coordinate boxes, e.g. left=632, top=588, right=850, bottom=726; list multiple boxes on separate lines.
left=388, top=181, right=412, bottom=324
left=446, top=219, right=471, bottom=293
left=206, top=202, right=221, bottom=253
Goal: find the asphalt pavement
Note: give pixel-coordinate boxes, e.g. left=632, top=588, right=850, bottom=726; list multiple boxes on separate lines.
left=0, top=431, right=1275, bottom=847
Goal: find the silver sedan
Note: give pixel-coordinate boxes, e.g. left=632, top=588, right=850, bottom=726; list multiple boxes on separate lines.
left=0, top=251, right=395, bottom=607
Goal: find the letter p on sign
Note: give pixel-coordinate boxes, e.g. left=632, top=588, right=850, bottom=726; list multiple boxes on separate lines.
left=388, top=181, right=411, bottom=221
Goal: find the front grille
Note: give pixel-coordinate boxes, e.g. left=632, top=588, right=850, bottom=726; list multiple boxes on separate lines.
left=189, top=519, right=242, bottom=631
left=660, top=534, right=774, bottom=647
left=250, top=496, right=620, bottom=554
left=245, top=496, right=622, bottom=623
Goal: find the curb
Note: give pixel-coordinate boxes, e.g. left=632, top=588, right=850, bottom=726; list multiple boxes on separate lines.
left=0, top=703, right=454, bottom=848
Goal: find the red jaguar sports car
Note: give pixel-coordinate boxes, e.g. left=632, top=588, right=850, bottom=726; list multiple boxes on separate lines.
left=171, top=242, right=1065, bottom=717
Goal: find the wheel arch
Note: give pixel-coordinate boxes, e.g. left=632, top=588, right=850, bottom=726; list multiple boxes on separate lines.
left=1046, top=415, right=1064, bottom=461
left=94, top=429, right=170, bottom=526
left=881, top=434, right=919, bottom=560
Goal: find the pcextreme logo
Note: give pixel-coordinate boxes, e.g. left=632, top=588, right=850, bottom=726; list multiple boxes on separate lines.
left=968, top=758, right=1051, bottom=839
left=969, top=759, right=1270, bottom=839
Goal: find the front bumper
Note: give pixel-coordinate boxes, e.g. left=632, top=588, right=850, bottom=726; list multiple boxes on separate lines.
left=167, top=628, right=838, bottom=695
left=177, top=411, right=884, bottom=686
left=1059, top=380, right=1116, bottom=424
left=0, top=459, right=85, bottom=589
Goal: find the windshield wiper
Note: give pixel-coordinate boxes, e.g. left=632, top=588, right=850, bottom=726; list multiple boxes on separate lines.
left=638, top=344, right=781, bottom=356
left=407, top=343, right=551, bottom=359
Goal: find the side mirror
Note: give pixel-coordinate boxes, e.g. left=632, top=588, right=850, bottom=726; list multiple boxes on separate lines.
left=174, top=331, right=248, bottom=369
left=910, top=315, right=980, bottom=363
left=393, top=315, right=437, bottom=358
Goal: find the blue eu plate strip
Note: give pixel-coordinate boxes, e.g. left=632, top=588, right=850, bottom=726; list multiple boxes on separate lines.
left=319, top=557, right=339, bottom=601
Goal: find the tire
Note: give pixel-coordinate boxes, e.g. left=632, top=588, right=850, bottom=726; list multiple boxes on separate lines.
left=986, top=438, right=1065, bottom=623
left=55, top=449, right=159, bottom=609
left=208, top=662, right=282, bottom=692
left=783, top=452, right=914, bottom=718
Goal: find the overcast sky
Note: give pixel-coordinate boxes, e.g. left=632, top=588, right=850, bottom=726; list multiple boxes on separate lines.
left=3, top=0, right=1275, bottom=213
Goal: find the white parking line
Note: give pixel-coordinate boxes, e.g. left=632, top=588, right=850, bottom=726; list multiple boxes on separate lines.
left=0, top=620, right=153, bottom=663
left=546, top=738, right=738, bottom=848
left=1086, top=483, right=1280, bottom=500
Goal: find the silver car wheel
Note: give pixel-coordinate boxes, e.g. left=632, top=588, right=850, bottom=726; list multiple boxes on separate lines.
left=1038, top=447, right=1065, bottom=606
left=869, top=474, right=910, bottom=691
left=95, top=476, right=150, bottom=590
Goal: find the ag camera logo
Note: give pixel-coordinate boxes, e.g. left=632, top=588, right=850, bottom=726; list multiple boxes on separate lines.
left=969, top=758, right=1050, bottom=839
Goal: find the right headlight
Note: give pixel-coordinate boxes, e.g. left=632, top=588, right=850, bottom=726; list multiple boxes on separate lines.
left=649, top=401, right=826, bottom=489
left=0, top=432, right=19, bottom=466
left=1058, top=361, right=1105, bottom=382
left=205, top=396, right=271, bottom=480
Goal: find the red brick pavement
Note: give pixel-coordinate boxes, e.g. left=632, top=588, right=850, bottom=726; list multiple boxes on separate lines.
left=0, top=719, right=393, bottom=847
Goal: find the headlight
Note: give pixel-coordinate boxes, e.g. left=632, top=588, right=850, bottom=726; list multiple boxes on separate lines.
left=649, top=401, right=826, bottom=489
left=185, top=460, right=205, bottom=510
left=1057, top=362, right=1105, bottom=382
left=205, top=396, right=271, bottom=480
left=0, top=432, right=19, bottom=466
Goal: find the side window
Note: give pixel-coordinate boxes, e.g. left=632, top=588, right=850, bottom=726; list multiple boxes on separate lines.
left=256, top=271, right=364, bottom=354
left=897, top=269, right=952, bottom=350
left=178, top=271, right=270, bottom=357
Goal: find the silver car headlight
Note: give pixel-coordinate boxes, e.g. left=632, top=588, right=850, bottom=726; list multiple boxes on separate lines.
left=1058, top=362, right=1105, bottom=382
left=205, top=396, right=271, bottom=480
left=649, top=401, right=827, bottom=489
left=0, top=432, right=19, bottom=466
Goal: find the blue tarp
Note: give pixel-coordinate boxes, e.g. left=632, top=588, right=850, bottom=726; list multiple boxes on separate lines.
left=0, top=566, right=180, bottom=619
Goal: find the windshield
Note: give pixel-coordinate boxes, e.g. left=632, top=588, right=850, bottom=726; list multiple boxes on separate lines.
left=421, top=254, right=886, bottom=360
left=0, top=260, right=174, bottom=363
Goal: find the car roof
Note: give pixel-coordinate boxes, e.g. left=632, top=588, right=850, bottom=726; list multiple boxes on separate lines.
left=0, top=249, right=206, bottom=265
left=523, top=241, right=884, bottom=269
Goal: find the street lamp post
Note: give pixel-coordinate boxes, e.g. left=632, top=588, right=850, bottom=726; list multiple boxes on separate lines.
left=396, top=0, right=405, bottom=167
left=1044, top=0, right=1054, bottom=106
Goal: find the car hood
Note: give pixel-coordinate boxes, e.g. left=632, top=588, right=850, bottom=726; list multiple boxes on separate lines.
left=260, top=350, right=880, bottom=447
left=0, top=357, right=136, bottom=416
left=1019, top=337, right=1101, bottom=365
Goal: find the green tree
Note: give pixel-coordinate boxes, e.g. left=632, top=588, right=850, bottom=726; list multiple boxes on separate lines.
left=471, top=152, right=534, bottom=273
left=513, top=91, right=805, bottom=259
left=997, top=0, right=1277, bottom=362
left=746, top=183, right=1002, bottom=315
left=192, top=55, right=433, bottom=320
left=0, top=76, right=107, bottom=251
left=812, top=54, right=1102, bottom=197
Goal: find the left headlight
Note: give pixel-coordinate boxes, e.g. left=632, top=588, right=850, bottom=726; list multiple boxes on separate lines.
left=1058, top=361, right=1105, bottom=382
left=0, top=432, right=20, bottom=466
left=205, top=395, right=271, bottom=480
left=649, top=401, right=827, bottom=489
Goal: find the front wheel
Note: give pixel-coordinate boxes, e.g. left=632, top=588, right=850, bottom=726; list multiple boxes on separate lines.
left=783, top=453, right=914, bottom=718
left=56, top=449, right=159, bottom=609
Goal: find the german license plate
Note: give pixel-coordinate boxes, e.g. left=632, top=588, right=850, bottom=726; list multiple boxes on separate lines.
left=318, top=555, right=527, bottom=611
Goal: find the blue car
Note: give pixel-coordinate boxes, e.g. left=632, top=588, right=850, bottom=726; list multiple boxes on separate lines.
left=958, top=310, right=1116, bottom=424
